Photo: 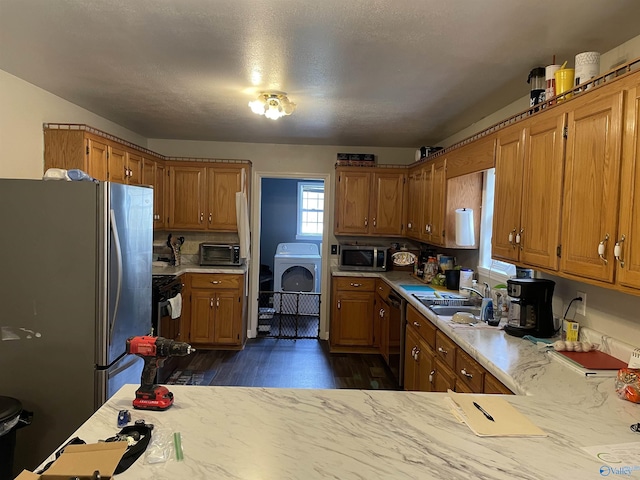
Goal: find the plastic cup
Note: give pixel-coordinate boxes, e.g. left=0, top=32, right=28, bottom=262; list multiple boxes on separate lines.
left=554, top=69, right=575, bottom=102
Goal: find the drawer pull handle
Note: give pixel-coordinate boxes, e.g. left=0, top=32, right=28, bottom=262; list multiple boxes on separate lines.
left=350, top=283, right=362, bottom=287
left=413, top=348, right=420, bottom=360
left=438, top=346, right=448, bottom=355
left=209, top=213, right=212, bottom=223
left=379, top=308, right=385, bottom=317
left=210, top=298, right=214, bottom=308
left=210, top=280, right=222, bottom=284
left=413, top=321, right=421, bottom=328
left=598, top=233, right=610, bottom=264
left=461, top=368, right=473, bottom=378
left=429, top=370, right=435, bottom=383
left=615, top=235, right=626, bottom=267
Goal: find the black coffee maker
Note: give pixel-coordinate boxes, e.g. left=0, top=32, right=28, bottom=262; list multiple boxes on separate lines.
left=504, top=278, right=556, bottom=338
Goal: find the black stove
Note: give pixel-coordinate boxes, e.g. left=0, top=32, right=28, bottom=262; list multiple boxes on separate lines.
left=152, top=275, right=182, bottom=303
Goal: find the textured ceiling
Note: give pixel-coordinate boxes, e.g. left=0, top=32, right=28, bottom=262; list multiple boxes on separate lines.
left=1, top=0, right=640, bottom=147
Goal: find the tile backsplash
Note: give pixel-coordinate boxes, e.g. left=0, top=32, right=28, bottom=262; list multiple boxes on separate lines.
left=153, top=231, right=240, bottom=265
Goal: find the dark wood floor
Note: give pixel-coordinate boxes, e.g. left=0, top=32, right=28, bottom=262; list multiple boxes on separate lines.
left=168, top=338, right=401, bottom=390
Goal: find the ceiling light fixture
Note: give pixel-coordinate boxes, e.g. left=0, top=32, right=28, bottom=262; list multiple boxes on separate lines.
left=248, top=92, right=296, bottom=120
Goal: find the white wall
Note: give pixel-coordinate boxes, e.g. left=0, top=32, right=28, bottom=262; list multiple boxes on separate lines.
left=0, top=69, right=147, bottom=179
left=440, top=34, right=640, bottom=348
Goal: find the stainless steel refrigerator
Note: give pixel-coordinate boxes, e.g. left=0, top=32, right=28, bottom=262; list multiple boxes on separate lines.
left=0, top=179, right=153, bottom=473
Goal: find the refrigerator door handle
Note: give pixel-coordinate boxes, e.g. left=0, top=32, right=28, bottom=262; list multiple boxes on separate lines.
left=109, top=208, right=123, bottom=345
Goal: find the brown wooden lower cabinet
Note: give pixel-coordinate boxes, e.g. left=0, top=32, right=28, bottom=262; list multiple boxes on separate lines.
left=403, top=304, right=512, bottom=394
left=330, top=277, right=378, bottom=352
left=184, top=273, right=246, bottom=349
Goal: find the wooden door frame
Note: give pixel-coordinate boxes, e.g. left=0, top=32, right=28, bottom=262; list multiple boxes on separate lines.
left=247, top=170, right=331, bottom=340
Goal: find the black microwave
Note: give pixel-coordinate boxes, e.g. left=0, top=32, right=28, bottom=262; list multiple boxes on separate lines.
left=339, top=246, right=388, bottom=272
left=199, top=243, right=242, bottom=266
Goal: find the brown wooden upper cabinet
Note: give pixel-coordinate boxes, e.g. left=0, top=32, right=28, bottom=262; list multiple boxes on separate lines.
left=334, top=167, right=406, bottom=236
left=45, top=128, right=143, bottom=185
left=492, top=111, right=566, bottom=271
left=406, top=153, right=482, bottom=249
left=168, top=163, right=246, bottom=232
left=142, top=155, right=167, bottom=229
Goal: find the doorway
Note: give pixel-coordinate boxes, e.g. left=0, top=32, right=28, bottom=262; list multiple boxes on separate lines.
left=248, top=173, right=330, bottom=340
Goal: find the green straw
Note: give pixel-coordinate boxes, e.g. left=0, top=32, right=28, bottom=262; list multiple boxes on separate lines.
left=173, top=432, right=184, bottom=461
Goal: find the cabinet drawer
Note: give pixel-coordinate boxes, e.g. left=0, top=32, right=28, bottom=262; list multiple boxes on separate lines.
left=406, top=304, right=436, bottom=348
left=190, top=273, right=243, bottom=290
left=375, top=279, right=392, bottom=300
left=455, top=348, right=485, bottom=393
left=435, top=331, right=457, bottom=370
left=333, top=277, right=376, bottom=292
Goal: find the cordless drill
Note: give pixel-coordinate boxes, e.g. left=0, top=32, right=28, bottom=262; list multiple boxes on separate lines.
left=125, top=335, right=195, bottom=410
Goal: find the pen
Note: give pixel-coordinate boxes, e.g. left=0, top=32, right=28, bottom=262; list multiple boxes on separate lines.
left=473, top=401, right=495, bottom=422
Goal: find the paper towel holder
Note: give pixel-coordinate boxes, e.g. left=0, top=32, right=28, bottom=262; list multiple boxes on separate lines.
left=455, top=208, right=475, bottom=247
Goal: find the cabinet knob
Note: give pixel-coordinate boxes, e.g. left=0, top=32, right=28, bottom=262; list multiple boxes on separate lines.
left=615, top=235, right=626, bottom=267
left=438, top=346, right=448, bottom=355
left=460, top=368, right=473, bottom=378
left=408, top=222, right=413, bottom=229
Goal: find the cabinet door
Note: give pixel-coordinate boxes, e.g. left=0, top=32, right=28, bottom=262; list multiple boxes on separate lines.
left=617, top=84, right=640, bottom=289
left=370, top=172, right=404, bottom=235
left=519, top=113, right=566, bottom=270
left=331, top=291, right=375, bottom=346
left=142, top=158, right=154, bottom=186
left=376, top=295, right=389, bottom=358
left=127, top=152, right=143, bottom=185
left=432, top=359, right=457, bottom=392
left=335, top=171, right=371, bottom=234
left=561, top=90, right=624, bottom=282
left=403, top=326, right=420, bottom=391
left=109, top=145, right=128, bottom=183
left=492, top=125, right=524, bottom=262
left=429, top=158, right=447, bottom=245
left=86, top=137, right=108, bottom=182
left=207, top=167, right=242, bottom=231
left=190, top=290, right=214, bottom=344
left=155, top=162, right=167, bottom=229
left=420, top=164, right=433, bottom=242
left=168, top=165, right=206, bottom=229
left=406, top=168, right=423, bottom=239
left=415, top=341, right=435, bottom=392
left=213, top=290, right=240, bottom=344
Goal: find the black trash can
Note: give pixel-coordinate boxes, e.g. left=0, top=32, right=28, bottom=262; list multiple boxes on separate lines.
left=0, top=397, right=32, bottom=480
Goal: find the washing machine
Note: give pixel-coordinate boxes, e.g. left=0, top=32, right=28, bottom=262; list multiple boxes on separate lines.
left=273, top=242, right=321, bottom=315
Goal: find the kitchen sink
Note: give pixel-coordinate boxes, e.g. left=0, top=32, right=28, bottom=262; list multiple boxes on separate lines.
left=427, top=305, right=482, bottom=317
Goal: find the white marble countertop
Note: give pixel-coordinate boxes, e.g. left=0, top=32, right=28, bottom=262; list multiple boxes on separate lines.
left=40, top=269, right=640, bottom=478
left=152, top=264, right=246, bottom=276
left=57, top=384, right=640, bottom=479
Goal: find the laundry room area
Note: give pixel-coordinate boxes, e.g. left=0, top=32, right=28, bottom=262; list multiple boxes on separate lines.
left=258, top=177, right=324, bottom=338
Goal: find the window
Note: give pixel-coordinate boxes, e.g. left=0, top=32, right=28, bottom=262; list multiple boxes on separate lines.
left=297, top=182, right=324, bottom=240
left=478, top=168, right=516, bottom=282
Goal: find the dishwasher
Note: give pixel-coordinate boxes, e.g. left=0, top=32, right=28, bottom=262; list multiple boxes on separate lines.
left=387, top=290, right=406, bottom=387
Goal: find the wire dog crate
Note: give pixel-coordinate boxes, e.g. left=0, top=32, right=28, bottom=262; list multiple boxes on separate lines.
left=258, top=290, right=320, bottom=339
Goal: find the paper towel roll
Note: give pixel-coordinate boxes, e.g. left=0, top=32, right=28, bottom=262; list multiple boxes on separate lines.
left=455, top=208, right=475, bottom=247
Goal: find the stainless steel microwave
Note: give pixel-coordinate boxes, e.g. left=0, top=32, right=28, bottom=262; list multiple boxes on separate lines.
left=199, top=243, right=242, bottom=266
left=339, top=245, right=388, bottom=271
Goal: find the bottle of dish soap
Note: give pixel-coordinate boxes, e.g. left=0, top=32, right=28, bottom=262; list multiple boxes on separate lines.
left=482, top=298, right=497, bottom=325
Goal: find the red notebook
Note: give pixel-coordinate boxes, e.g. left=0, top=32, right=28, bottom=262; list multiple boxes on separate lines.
left=559, top=350, right=627, bottom=370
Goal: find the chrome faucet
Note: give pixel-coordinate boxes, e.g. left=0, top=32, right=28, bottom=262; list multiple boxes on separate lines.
left=460, top=282, right=491, bottom=299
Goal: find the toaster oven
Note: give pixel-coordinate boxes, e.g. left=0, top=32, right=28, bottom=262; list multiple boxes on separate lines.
left=199, top=243, right=242, bottom=266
